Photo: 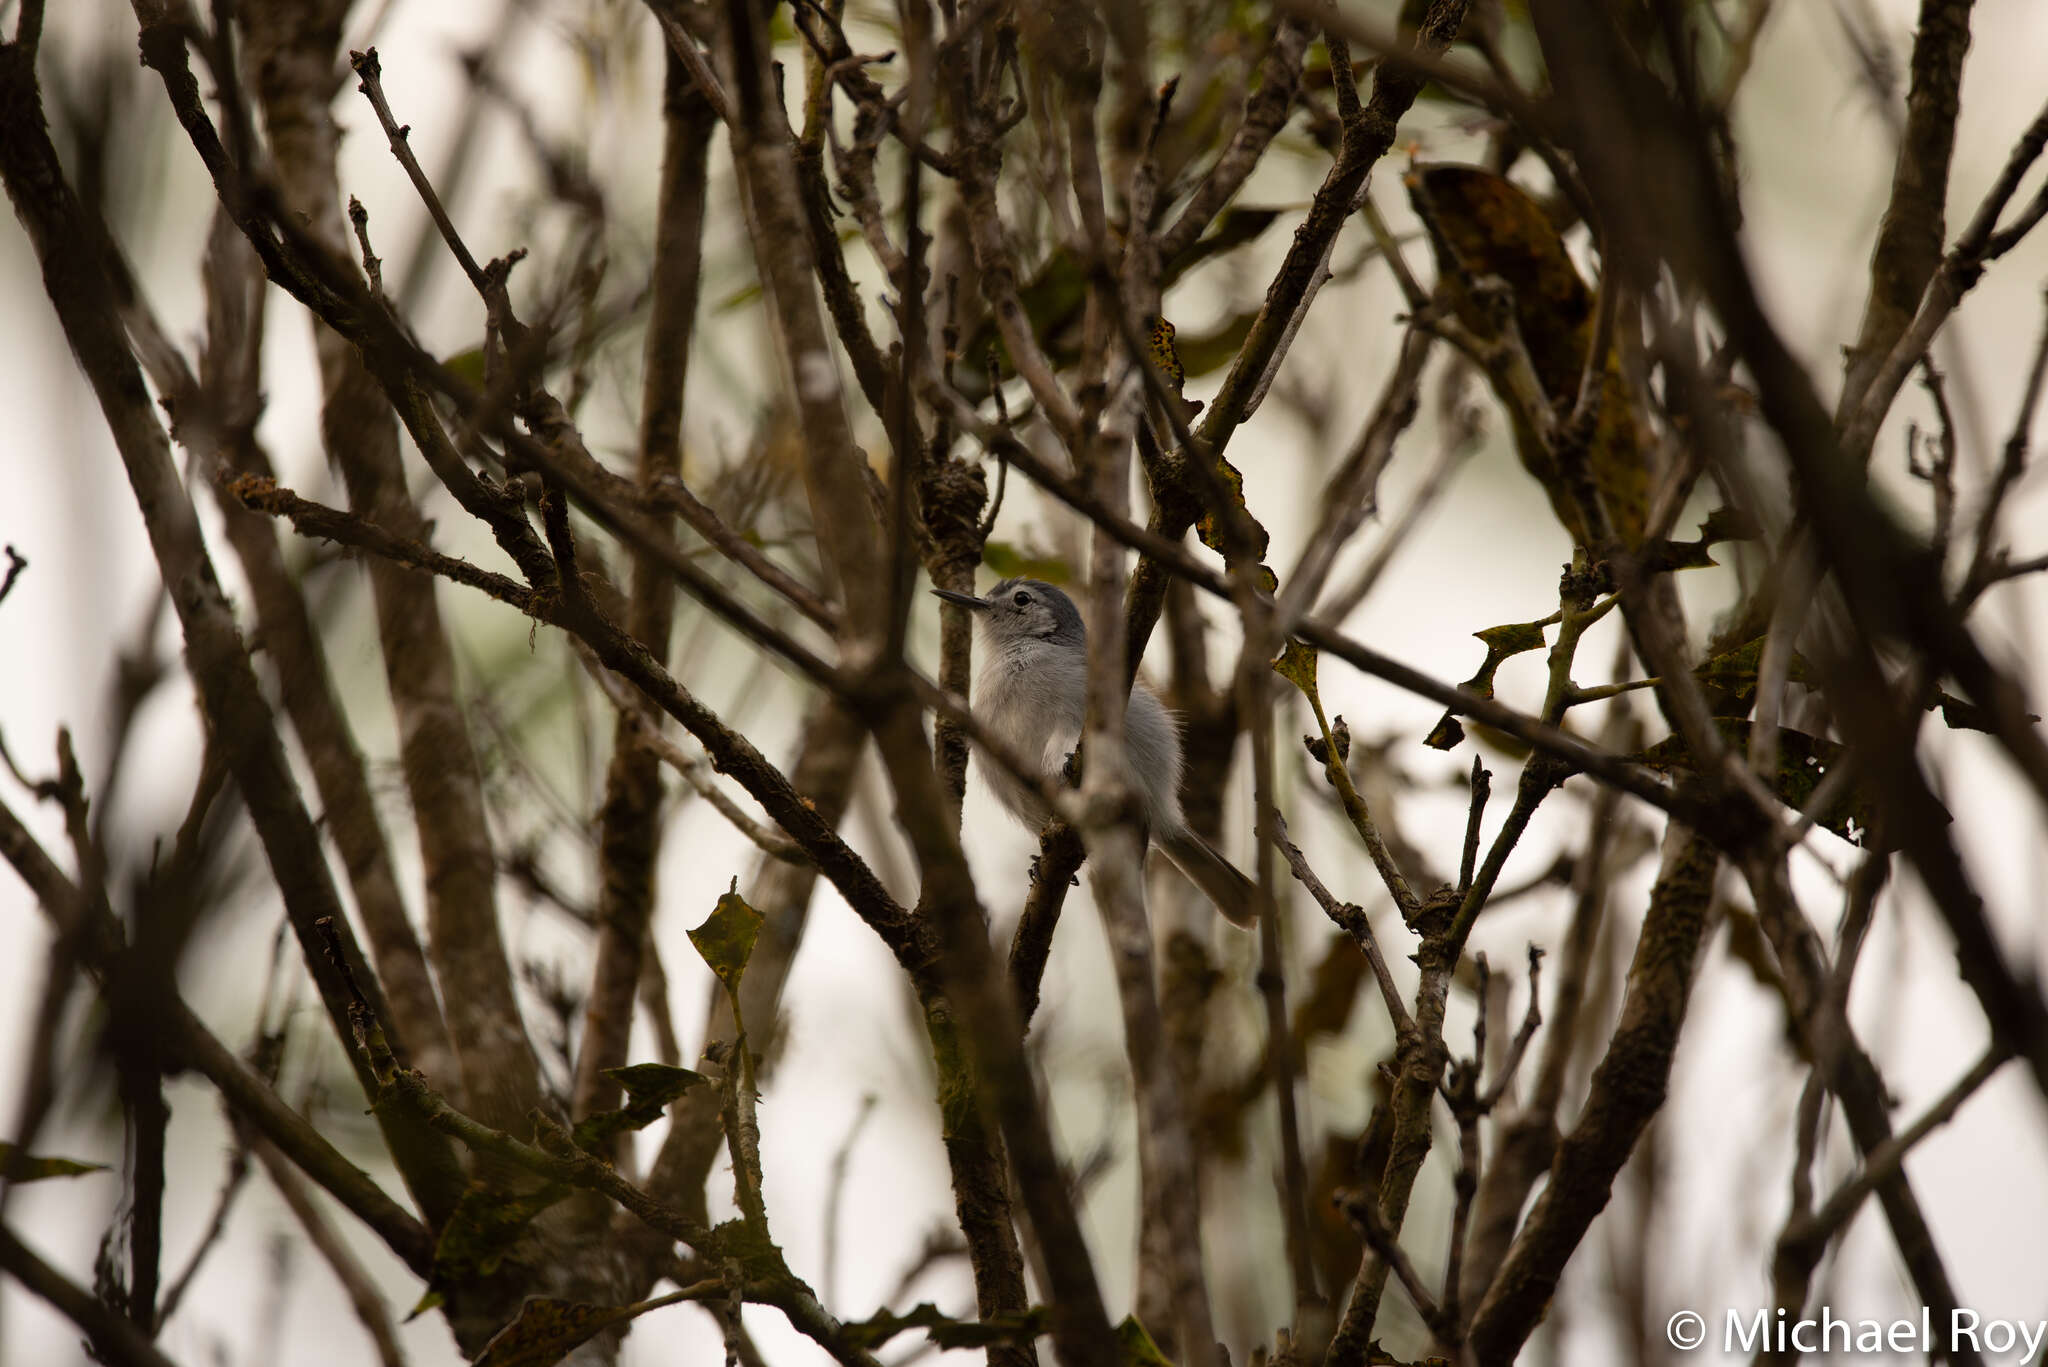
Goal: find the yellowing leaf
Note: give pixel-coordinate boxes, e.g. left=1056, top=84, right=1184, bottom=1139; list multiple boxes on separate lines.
left=1149, top=316, right=1187, bottom=395
left=690, top=884, right=763, bottom=1000
left=1191, top=448, right=1272, bottom=567
left=1272, top=639, right=1320, bottom=698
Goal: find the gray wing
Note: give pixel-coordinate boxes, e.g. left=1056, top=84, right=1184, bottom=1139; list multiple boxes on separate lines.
left=1123, top=681, right=1187, bottom=834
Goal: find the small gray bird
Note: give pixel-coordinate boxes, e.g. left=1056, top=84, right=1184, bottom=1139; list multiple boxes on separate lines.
left=932, top=577, right=1258, bottom=927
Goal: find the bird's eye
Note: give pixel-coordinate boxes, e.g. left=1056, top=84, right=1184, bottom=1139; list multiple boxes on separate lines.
left=1012, top=591, right=1032, bottom=607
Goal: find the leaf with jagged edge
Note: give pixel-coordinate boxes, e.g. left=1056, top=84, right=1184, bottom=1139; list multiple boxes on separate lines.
left=1698, top=505, right=1760, bottom=543
left=1162, top=303, right=1276, bottom=590
left=1189, top=447, right=1275, bottom=590
left=1464, top=617, right=1549, bottom=700
left=1423, top=616, right=1550, bottom=751
left=1636, top=538, right=1720, bottom=573
left=1472, top=620, right=1547, bottom=683
left=571, top=1063, right=710, bottom=1154
left=1640, top=508, right=1758, bottom=574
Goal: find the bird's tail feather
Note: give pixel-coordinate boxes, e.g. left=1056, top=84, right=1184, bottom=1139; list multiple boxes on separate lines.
left=1158, top=829, right=1259, bottom=928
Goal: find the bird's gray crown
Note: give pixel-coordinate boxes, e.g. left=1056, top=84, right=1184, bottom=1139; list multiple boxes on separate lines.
left=982, top=577, right=1086, bottom=646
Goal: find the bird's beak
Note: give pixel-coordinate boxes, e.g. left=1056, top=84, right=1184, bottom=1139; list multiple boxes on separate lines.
left=931, top=588, right=988, bottom=611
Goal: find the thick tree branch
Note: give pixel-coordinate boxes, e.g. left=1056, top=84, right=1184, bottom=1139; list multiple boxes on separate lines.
left=1838, top=0, right=1976, bottom=420
left=245, top=2, right=547, bottom=1139
left=573, top=54, right=718, bottom=1133
left=0, top=33, right=469, bottom=1225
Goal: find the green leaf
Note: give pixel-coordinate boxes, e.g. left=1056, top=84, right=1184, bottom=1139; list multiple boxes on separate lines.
left=1117, top=1316, right=1175, bottom=1367
left=572, top=1063, right=710, bottom=1153
left=0, top=1143, right=107, bottom=1181
left=982, top=540, right=1074, bottom=584
left=1474, top=621, right=1547, bottom=655
left=441, top=347, right=487, bottom=389
left=1017, top=251, right=1091, bottom=339
left=690, top=884, right=764, bottom=1000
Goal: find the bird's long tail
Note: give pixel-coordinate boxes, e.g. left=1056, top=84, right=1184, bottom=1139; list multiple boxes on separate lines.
left=1158, top=828, right=1259, bottom=928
